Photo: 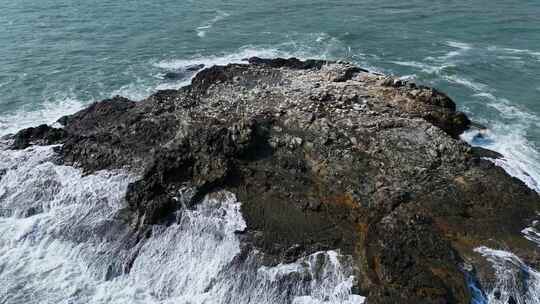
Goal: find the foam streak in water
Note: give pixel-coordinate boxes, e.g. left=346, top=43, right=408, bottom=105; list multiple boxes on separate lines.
left=196, top=10, right=230, bottom=38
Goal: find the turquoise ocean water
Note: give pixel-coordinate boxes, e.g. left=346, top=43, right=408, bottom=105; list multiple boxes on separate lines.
left=0, top=1, right=540, bottom=303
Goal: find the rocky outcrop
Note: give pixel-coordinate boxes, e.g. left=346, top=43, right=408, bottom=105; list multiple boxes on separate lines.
left=10, top=58, right=540, bottom=303
left=11, top=124, right=66, bottom=149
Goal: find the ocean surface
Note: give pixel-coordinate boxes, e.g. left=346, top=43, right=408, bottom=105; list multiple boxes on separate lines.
left=1, top=1, right=540, bottom=303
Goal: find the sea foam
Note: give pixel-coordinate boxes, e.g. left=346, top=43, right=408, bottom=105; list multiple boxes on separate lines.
left=0, top=144, right=364, bottom=304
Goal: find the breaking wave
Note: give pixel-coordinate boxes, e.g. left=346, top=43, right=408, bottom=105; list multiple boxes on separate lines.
left=0, top=144, right=364, bottom=304
left=0, top=97, right=86, bottom=137
left=474, top=247, right=540, bottom=304
left=460, top=92, right=540, bottom=193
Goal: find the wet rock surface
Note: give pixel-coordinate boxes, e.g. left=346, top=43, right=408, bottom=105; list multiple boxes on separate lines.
left=11, top=124, right=66, bottom=149
left=10, top=58, right=540, bottom=303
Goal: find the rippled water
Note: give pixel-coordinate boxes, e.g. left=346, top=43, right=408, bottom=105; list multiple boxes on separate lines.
left=1, top=1, right=540, bottom=303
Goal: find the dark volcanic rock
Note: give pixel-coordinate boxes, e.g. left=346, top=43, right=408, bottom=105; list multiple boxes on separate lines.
left=0, top=168, right=6, bottom=181
left=163, top=64, right=205, bottom=80
left=10, top=57, right=540, bottom=303
left=11, top=124, right=66, bottom=149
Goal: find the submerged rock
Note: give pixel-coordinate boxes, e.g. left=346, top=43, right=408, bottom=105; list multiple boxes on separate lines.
left=10, top=58, right=540, bottom=303
left=163, top=63, right=205, bottom=80
left=11, top=124, right=66, bottom=149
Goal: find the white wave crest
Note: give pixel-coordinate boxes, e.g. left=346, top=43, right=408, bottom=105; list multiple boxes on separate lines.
left=0, top=144, right=364, bottom=304
left=461, top=127, right=540, bottom=193
left=474, top=247, right=540, bottom=304
left=461, top=92, right=540, bottom=193
left=0, top=97, right=86, bottom=137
